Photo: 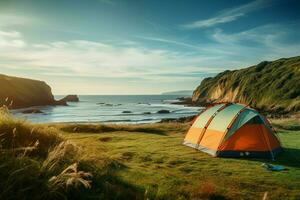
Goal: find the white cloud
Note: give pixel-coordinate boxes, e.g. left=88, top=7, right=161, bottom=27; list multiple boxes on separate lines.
left=183, top=13, right=244, bottom=29
left=182, top=0, right=271, bottom=29
left=209, top=23, right=300, bottom=59
left=0, top=30, right=26, bottom=48
left=1, top=23, right=299, bottom=81
left=0, top=21, right=299, bottom=94
left=0, top=13, right=36, bottom=28
left=0, top=29, right=223, bottom=81
left=0, top=31, right=221, bottom=94
left=136, top=36, right=202, bottom=50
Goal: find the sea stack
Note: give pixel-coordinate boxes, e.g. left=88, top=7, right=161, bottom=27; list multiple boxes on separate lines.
left=59, top=95, right=80, bottom=102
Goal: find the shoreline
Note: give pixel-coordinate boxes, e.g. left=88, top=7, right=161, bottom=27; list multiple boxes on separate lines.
left=24, top=113, right=299, bottom=127
left=11, top=95, right=201, bottom=124
left=8, top=93, right=299, bottom=124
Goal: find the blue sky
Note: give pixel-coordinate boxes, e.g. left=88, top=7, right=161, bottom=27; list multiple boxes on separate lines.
left=0, top=0, right=299, bottom=94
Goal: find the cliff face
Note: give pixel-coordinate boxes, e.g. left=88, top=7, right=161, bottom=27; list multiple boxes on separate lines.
left=0, top=74, right=63, bottom=109
left=192, top=56, right=300, bottom=113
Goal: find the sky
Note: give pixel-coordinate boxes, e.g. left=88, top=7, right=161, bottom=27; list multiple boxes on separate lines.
left=0, top=0, right=299, bottom=94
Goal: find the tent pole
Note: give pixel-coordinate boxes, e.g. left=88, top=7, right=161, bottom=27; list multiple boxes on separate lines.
left=259, top=116, right=275, bottom=161
left=261, top=115, right=282, bottom=148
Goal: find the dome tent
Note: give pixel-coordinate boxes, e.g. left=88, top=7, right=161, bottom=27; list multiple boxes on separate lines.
left=183, top=103, right=282, bottom=159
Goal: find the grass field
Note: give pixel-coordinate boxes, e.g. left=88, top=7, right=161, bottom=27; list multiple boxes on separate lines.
left=1, top=108, right=300, bottom=199
left=57, top=122, right=300, bottom=200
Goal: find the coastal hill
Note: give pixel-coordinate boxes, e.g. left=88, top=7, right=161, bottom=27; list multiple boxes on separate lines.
left=0, top=74, right=66, bottom=109
left=192, top=56, right=300, bottom=114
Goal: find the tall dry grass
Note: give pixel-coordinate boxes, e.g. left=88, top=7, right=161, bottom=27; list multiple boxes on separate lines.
left=270, top=114, right=300, bottom=131
left=0, top=107, right=93, bottom=199
left=0, top=107, right=144, bottom=199
left=0, top=107, right=62, bottom=157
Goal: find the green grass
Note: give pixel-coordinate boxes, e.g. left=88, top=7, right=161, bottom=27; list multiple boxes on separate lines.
left=60, top=122, right=300, bottom=200
left=1, top=108, right=300, bottom=199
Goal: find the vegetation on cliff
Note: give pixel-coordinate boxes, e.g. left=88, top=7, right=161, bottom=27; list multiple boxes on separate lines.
left=192, top=56, right=300, bottom=114
left=0, top=74, right=69, bottom=109
left=0, top=74, right=66, bottom=109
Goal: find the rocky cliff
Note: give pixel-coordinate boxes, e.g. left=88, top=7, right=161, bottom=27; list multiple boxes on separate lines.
left=192, top=56, right=300, bottom=114
left=0, top=74, right=66, bottom=109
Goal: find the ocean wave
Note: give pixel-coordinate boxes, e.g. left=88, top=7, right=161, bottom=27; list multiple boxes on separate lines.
left=101, top=118, right=155, bottom=123
left=162, top=99, right=181, bottom=103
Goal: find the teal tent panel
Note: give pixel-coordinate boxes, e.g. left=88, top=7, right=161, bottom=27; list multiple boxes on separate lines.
left=223, top=108, right=259, bottom=140
left=192, top=104, right=225, bottom=128
left=208, top=104, right=245, bottom=132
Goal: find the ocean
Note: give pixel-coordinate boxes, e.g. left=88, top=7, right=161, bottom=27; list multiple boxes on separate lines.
left=12, top=95, right=202, bottom=123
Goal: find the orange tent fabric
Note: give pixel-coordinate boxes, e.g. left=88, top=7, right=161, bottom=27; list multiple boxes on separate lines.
left=183, top=103, right=282, bottom=159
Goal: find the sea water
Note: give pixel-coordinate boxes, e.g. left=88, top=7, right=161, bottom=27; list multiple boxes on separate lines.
left=12, top=95, right=201, bottom=123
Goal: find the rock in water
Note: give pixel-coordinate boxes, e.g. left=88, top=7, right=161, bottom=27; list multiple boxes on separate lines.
left=157, top=109, right=170, bottom=114
left=59, top=95, right=79, bottom=102
left=22, top=109, right=44, bottom=114
left=122, top=111, right=132, bottom=113
left=160, top=115, right=196, bottom=123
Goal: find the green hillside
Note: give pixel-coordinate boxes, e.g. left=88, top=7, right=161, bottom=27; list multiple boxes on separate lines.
left=192, top=56, right=300, bottom=114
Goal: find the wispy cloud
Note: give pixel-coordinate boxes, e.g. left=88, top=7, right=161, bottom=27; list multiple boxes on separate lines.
left=0, top=13, right=36, bottom=28
left=136, top=36, right=201, bottom=50
left=0, top=30, right=26, bottom=48
left=0, top=29, right=223, bottom=80
left=1, top=20, right=299, bottom=94
left=209, top=23, right=300, bottom=59
left=182, top=0, right=271, bottom=29
left=0, top=30, right=224, bottom=94
left=1, top=23, right=298, bottom=83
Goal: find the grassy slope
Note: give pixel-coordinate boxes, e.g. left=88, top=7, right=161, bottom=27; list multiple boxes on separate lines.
left=192, top=56, right=300, bottom=113
left=59, top=122, right=300, bottom=200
